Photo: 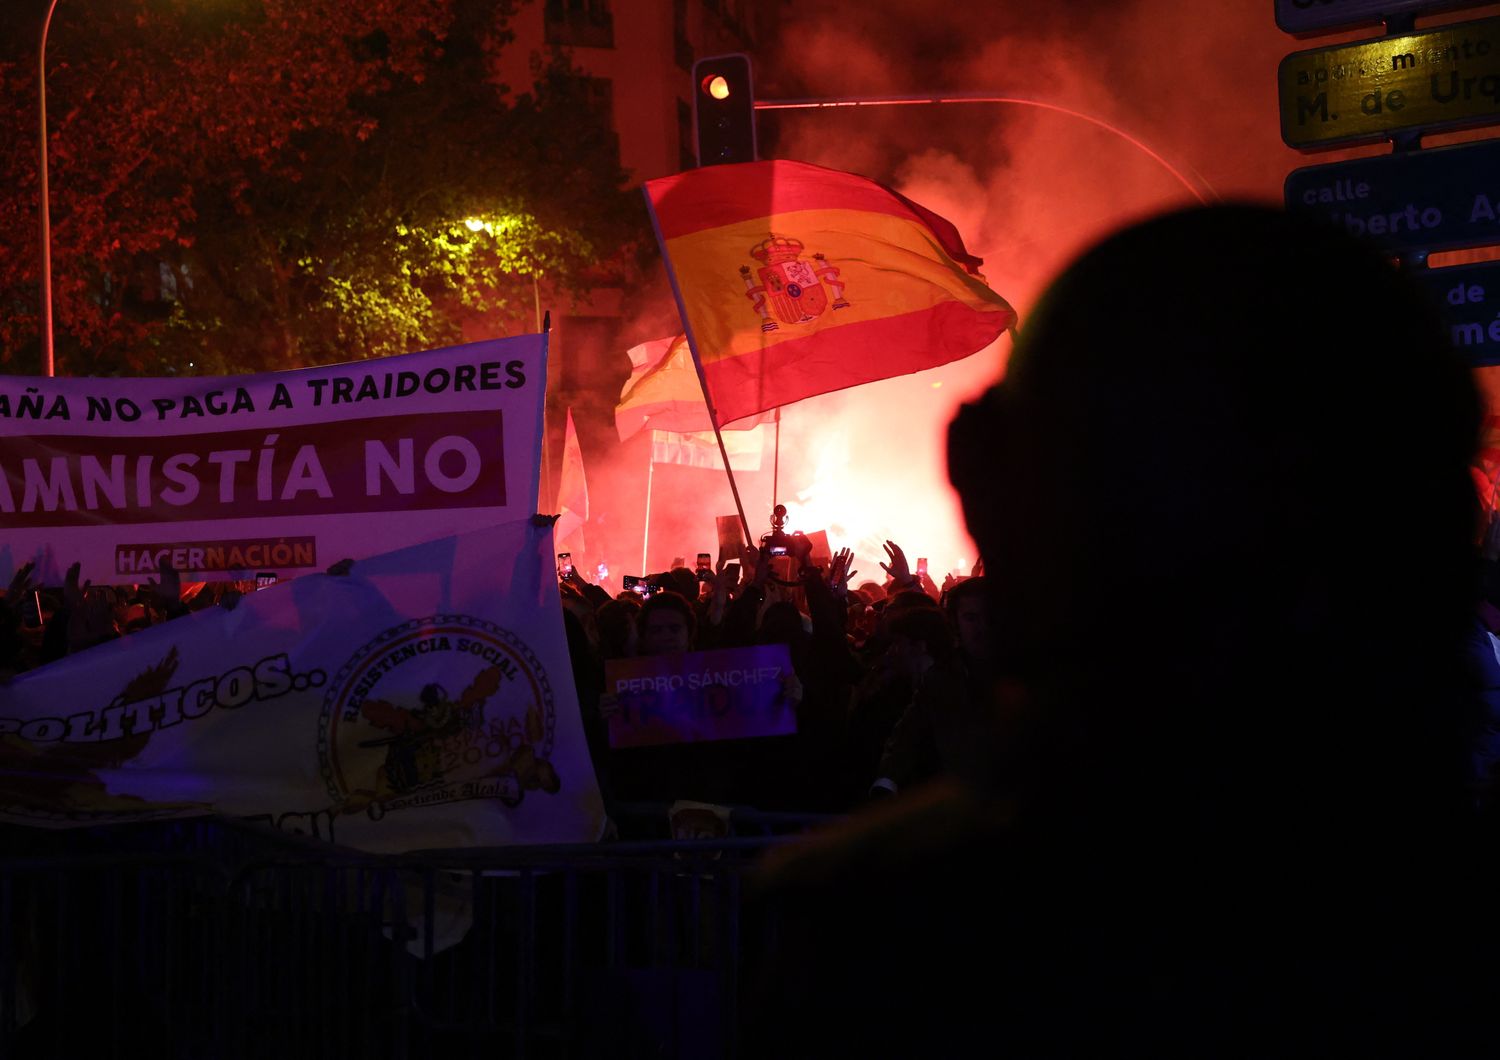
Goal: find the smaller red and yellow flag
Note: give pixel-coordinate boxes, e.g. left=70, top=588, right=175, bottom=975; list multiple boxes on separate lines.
left=615, top=335, right=771, bottom=441
left=555, top=408, right=588, bottom=552
left=644, top=160, right=1016, bottom=426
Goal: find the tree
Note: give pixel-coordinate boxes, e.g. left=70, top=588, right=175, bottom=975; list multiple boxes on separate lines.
left=0, top=0, right=646, bottom=375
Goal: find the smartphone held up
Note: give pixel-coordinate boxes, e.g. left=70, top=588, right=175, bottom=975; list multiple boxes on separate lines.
left=622, top=575, right=655, bottom=598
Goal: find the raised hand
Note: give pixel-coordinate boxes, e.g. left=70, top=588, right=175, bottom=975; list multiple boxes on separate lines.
left=6, top=561, right=36, bottom=602
left=62, top=561, right=87, bottom=611
left=66, top=575, right=118, bottom=650
left=709, top=557, right=733, bottom=598
left=828, top=547, right=858, bottom=595
left=880, top=540, right=912, bottom=587
left=2, top=563, right=36, bottom=629
left=144, top=560, right=182, bottom=611
left=917, top=568, right=941, bottom=600
left=698, top=558, right=733, bottom=626
left=740, top=543, right=772, bottom=587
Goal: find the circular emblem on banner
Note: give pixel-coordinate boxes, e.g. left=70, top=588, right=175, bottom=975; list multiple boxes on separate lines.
left=318, top=615, right=559, bottom=817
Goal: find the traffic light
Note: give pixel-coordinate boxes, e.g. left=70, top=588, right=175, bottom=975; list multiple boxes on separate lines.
left=692, top=54, right=757, bottom=167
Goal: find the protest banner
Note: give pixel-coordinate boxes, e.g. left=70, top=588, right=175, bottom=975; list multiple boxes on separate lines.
left=650, top=425, right=765, bottom=471
left=0, top=518, right=604, bottom=851
left=0, top=334, right=546, bottom=585
left=604, top=644, right=797, bottom=749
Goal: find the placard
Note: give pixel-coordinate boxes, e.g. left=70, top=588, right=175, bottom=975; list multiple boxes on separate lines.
left=716, top=513, right=744, bottom=563
left=604, top=644, right=796, bottom=749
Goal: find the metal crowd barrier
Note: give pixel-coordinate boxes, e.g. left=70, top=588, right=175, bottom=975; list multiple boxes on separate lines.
left=0, top=811, right=830, bottom=1059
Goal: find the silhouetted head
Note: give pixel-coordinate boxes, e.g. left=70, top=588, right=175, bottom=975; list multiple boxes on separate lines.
left=653, top=567, right=701, bottom=602
left=639, top=590, right=697, bottom=656
left=943, top=576, right=991, bottom=660
left=887, top=606, right=956, bottom=677
left=596, top=599, right=639, bottom=660
left=758, top=600, right=808, bottom=648
left=948, top=204, right=1480, bottom=833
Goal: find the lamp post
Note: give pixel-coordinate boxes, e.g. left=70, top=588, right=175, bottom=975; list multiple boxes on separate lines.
left=38, top=0, right=62, bottom=377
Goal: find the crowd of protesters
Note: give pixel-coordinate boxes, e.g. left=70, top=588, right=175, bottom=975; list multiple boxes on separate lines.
left=557, top=527, right=998, bottom=817
left=6, top=486, right=1500, bottom=846
left=0, top=520, right=1008, bottom=824
left=0, top=558, right=220, bottom=677
left=6, top=489, right=1499, bottom=836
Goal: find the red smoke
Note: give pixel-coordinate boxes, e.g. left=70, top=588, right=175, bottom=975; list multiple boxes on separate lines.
left=558, top=0, right=1500, bottom=587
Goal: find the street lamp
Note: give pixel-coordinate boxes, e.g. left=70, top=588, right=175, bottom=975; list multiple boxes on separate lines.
left=38, top=0, right=61, bottom=377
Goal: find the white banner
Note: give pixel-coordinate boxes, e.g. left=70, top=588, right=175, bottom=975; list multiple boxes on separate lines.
left=0, top=335, right=546, bottom=585
left=0, top=519, right=605, bottom=851
left=650, top=426, right=764, bottom=471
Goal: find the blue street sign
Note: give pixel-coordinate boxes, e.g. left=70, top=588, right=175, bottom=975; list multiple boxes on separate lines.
left=1277, top=0, right=1495, bottom=36
left=1285, top=138, right=1500, bottom=255
left=1411, top=259, right=1500, bottom=366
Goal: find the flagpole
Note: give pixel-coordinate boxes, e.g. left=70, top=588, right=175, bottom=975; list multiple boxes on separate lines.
left=538, top=284, right=553, bottom=513
left=772, top=407, right=781, bottom=509
left=641, top=190, right=755, bottom=547
left=535, top=312, right=552, bottom=515
left=642, top=454, right=655, bottom=576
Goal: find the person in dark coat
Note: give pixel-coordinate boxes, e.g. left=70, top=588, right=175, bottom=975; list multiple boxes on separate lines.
left=750, top=205, right=1496, bottom=1057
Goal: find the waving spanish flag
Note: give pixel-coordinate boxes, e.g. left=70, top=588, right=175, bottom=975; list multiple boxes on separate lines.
left=644, top=160, right=1016, bottom=426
